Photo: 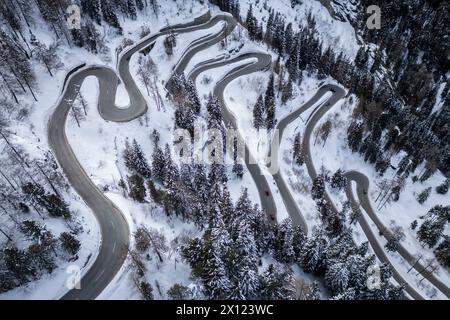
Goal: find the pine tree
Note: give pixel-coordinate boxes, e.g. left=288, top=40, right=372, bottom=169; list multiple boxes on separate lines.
left=123, top=139, right=152, bottom=178
left=259, top=264, right=295, bottom=300
left=435, top=235, right=450, bottom=268
left=27, top=230, right=57, bottom=273
left=287, top=35, right=300, bottom=81
left=273, top=219, right=296, bottom=263
left=83, top=20, right=102, bottom=53
left=135, top=0, right=144, bottom=11
left=252, top=95, right=264, bottom=130
left=44, top=194, right=71, bottom=218
left=101, top=1, right=122, bottom=33
left=311, top=175, right=326, bottom=201
left=281, top=76, right=293, bottom=104
left=126, top=0, right=137, bottom=20
left=194, top=164, right=208, bottom=203
left=0, top=0, right=21, bottom=31
left=133, top=139, right=152, bottom=178
left=175, top=105, right=195, bottom=136
left=347, top=121, right=363, bottom=152
left=20, top=220, right=44, bottom=241
left=325, top=262, right=349, bottom=296
left=233, top=189, right=257, bottom=232
left=123, top=139, right=137, bottom=171
left=206, top=94, right=223, bottom=129
left=417, top=205, right=450, bottom=248
left=151, top=145, right=166, bottom=183
left=3, top=247, right=33, bottom=286
left=229, top=220, right=259, bottom=299
left=203, top=234, right=232, bottom=299
left=71, top=28, right=84, bottom=48
left=147, top=180, right=163, bottom=204
left=436, top=178, right=449, bottom=195
left=416, top=187, right=432, bottom=204
left=59, top=232, right=81, bottom=256
left=186, top=78, right=201, bottom=114
left=167, top=284, right=192, bottom=300
left=298, top=229, right=328, bottom=274
left=139, top=281, right=154, bottom=300
left=232, top=161, right=244, bottom=179
left=292, top=132, right=304, bottom=166
left=245, top=4, right=257, bottom=41
left=128, top=174, right=146, bottom=202
left=265, top=74, right=276, bottom=129
left=284, top=23, right=294, bottom=55
left=80, top=0, right=101, bottom=25
left=355, top=46, right=369, bottom=70
left=219, top=186, right=235, bottom=227
left=163, top=31, right=176, bottom=56
left=385, top=227, right=404, bottom=252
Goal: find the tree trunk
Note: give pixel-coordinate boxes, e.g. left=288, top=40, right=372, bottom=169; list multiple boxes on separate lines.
left=35, top=162, right=60, bottom=197
left=0, top=70, right=19, bottom=103
left=0, top=130, right=30, bottom=168
left=0, top=168, right=17, bottom=190
left=0, top=227, right=12, bottom=242
left=44, top=61, right=53, bottom=77
left=14, top=0, right=31, bottom=28
left=9, top=66, right=26, bottom=92
left=23, top=77, right=38, bottom=101
left=72, top=107, right=80, bottom=127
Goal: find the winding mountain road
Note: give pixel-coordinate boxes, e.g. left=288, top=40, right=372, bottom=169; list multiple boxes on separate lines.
left=345, top=171, right=450, bottom=299
left=293, top=85, right=425, bottom=299
left=47, top=10, right=448, bottom=300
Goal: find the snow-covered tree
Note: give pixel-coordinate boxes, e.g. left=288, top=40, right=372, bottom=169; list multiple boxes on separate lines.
left=311, top=175, right=326, bottom=201
left=259, top=263, right=295, bottom=300
left=151, top=144, right=166, bottom=183
left=265, top=74, right=276, bottom=129
left=163, top=31, right=176, bottom=56
left=331, top=169, right=347, bottom=190
left=292, top=132, right=304, bottom=166
left=252, top=94, right=265, bottom=130
left=128, top=174, right=146, bottom=202
left=416, top=187, right=432, bottom=204
left=30, top=33, right=62, bottom=77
